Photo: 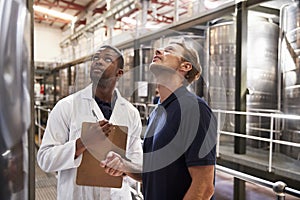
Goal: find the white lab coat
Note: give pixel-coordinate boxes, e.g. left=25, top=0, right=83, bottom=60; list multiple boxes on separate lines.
left=37, top=84, right=143, bottom=200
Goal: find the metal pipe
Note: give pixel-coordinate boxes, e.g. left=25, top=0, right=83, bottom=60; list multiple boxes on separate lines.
left=216, top=165, right=300, bottom=198
left=38, top=108, right=41, bottom=145
left=268, top=116, right=274, bottom=172
left=219, top=130, right=300, bottom=148
left=174, top=0, right=179, bottom=22
left=273, top=181, right=286, bottom=200
left=216, top=112, right=221, bottom=157
left=26, top=0, right=35, bottom=198
left=213, top=109, right=300, bottom=120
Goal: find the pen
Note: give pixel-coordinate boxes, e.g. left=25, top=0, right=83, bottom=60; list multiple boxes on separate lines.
left=92, top=109, right=99, bottom=121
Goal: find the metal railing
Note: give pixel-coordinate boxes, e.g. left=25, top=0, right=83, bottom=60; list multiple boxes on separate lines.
left=213, top=109, right=300, bottom=172
left=132, top=103, right=149, bottom=120
left=132, top=103, right=158, bottom=125
left=216, top=165, right=300, bottom=199
left=34, top=105, right=51, bottom=147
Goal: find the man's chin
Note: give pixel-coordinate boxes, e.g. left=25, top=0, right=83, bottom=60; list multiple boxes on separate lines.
left=149, top=63, right=176, bottom=75
left=91, top=76, right=116, bottom=86
left=91, top=75, right=102, bottom=84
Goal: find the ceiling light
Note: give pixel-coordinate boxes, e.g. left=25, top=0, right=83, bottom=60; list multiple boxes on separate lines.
left=33, top=5, right=77, bottom=21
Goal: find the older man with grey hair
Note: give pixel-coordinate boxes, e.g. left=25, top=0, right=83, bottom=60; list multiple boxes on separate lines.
left=101, top=38, right=217, bottom=200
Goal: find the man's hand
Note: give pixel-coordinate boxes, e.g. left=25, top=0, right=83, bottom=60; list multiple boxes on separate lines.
left=100, top=151, right=125, bottom=176
left=75, top=120, right=112, bottom=159
left=99, top=120, right=112, bottom=136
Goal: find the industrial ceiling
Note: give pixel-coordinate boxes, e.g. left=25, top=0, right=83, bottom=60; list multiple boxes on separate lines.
left=33, top=0, right=192, bottom=31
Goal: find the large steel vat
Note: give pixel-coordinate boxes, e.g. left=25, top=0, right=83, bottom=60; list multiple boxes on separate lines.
left=246, top=13, right=279, bottom=148
left=209, top=21, right=236, bottom=133
left=281, top=0, right=300, bottom=159
left=208, top=13, right=279, bottom=148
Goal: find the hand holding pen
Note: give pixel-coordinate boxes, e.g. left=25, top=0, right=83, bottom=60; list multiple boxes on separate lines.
left=75, top=119, right=112, bottom=158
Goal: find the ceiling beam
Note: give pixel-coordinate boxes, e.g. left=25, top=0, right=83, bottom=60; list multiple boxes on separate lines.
left=34, top=13, right=71, bottom=24
left=34, top=1, right=85, bottom=11
left=56, top=0, right=85, bottom=10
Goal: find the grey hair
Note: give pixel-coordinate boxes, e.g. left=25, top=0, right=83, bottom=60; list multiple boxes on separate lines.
left=169, top=38, right=202, bottom=83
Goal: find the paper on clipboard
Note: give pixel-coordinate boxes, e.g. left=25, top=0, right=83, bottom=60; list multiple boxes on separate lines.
left=76, top=122, right=128, bottom=188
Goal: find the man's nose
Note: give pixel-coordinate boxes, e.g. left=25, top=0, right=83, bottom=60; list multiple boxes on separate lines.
left=155, top=48, right=163, bottom=55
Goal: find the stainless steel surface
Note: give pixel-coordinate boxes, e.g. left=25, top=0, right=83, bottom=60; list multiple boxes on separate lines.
left=209, top=21, right=236, bottom=133
left=247, top=13, right=279, bottom=109
left=281, top=0, right=300, bottom=159
left=0, top=0, right=26, bottom=150
left=209, top=15, right=280, bottom=148
left=246, top=13, right=280, bottom=148
left=0, top=0, right=31, bottom=199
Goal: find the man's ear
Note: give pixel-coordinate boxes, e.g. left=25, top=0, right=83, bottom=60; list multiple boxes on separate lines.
left=179, top=62, right=193, bottom=72
left=116, top=69, right=124, bottom=77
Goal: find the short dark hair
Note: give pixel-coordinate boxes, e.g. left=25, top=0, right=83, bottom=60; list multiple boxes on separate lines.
left=97, top=45, right=124, bottom=69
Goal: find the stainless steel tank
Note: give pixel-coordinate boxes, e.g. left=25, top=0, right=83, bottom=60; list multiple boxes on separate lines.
left=0, top=0, right=30, bottom=199
left=208, top=14, right=279, bottom=148
left=281, top=0, right=300, bottom=159
left=209, top=21, right=236, bottom=133
left=246, top=13, right=279, bottom=148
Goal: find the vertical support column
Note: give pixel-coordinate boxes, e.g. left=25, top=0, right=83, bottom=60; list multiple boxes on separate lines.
left=106, top=0, right=111, bottom=10
left=68, top=66, right=72, bottom=87
left=133, top=39, right=140, bottom=102
left=174, top=0, right=179, bottom=23
left=53, top=71, right=58, bottom=103
left=141, top=0, right=149, bottom=27
left=234, top=1, right=248, bottom=200
left=139, top=44, right=145, bottom=81
left=235, top=1, right=247, bottom=154
left=105, top=17, right=116, bottom=44
left=27, top=0, right=35, bottom=199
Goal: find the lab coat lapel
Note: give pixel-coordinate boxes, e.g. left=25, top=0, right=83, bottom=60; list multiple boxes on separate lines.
left=80, top=84, right=105, bottom=121
left=109, top=89, right=126, bottom=123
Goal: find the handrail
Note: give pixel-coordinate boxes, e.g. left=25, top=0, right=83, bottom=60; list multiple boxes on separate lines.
left=216, top=165, right=300, bottom=198
left=132, top=103, right=149, bottom=121
left=213, top=109, right=300, bottom=120
left=34, top=105, right=51, bottom=147
left=213, top=109, right=300, bottom=172
left=219, top=130, right=300, bottom=147
left=35, top=105, right=51, bottom=113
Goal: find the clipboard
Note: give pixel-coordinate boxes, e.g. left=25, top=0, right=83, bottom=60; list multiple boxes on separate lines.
left=76, top=122, right=128, bottom=188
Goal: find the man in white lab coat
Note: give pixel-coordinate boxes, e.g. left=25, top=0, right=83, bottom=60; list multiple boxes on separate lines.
left=37, top=45, right=143, bottom=200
